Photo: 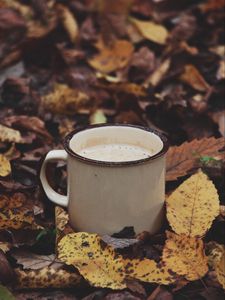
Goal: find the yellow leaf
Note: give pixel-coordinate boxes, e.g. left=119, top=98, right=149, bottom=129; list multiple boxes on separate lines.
left=124, top=258, right=177, bottom=285
left=162, top=232, right=208, bottom=281
left=0, top=154, right=11, bottom=177
left=0, top=193, right=41, bottom=230
left=55, top=206, right=73, bottom=244
left=15, top=267, right=81, bottom=289
left=180, top=65, right=211, bottom=92
left=216, top=250, right=225, bottom=289
left=206, top=241, right=224, bottom=268
left=58, top=232, right=126, bottom=289
left=57, top=5, right=78, bottom=43
left=42, top=84, right=90, bottom=115
left=0, top=124, right=22, bottom=143
left=144, top=59, right=171, bottom=88
left=88, top=38, right=134, bottom=73
left=166, top=171, right=219, bottom=237
left=130, top=18, right=168, bottom=45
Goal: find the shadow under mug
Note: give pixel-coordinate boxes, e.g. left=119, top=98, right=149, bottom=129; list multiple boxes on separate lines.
left=40, top=124, right=169, bottom=235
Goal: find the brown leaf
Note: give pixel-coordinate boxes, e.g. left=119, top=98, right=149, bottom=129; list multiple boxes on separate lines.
left=180, top=65, right=211, bottom=92
left=0, top=250, right=15, bottom=284
left=215, top=249, right=225, bottom=289
left=166, top=137, right=225, bottom=181
left=210, top=111, right=225, bottom=137
left=200, top=0, right=225, bottom=12
left=12, top=250, right=63, bottom=270
left=88, top=38, right=134, bottom=73
left=144, top=59, right=171, bottom=88
left=162, top=232, right=208, bottom=281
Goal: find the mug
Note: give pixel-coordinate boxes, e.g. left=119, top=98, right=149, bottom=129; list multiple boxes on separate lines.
left=40, top=124, right=168, bottom=235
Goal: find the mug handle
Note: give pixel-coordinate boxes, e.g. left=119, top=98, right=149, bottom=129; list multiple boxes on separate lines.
left=40, top=150, right=68, bottom=207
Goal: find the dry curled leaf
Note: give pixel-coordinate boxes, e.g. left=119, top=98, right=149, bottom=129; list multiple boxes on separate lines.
left=144, top=59, right=171, bottom=88
left=162, top=232, right=208, bottom=281
left=124, top=258, right=177, bottom=285
left=206, top=242, right=224, bottom=268
left=166, top=171, right=219, bottom=237
left=58, top=232, right=126, bottom=289
left=0, top=193, right=41, bottom=230
left=0, top=124, right=22, bottom=143
left=15, top=267, right=81, bottom=289
left=0, top=155, right=11, bottom=177
left=42, top=84, right=90, bottom=115
left=88, top=38, right=134, bottom=73
left=130, top=18, right=168, bottom=45
left=166, top=137, right=225, bottom=181
left=57, top=5, right=78, bottom=43
left=216, top=250, right=225, bottom=289
left=0, top=242, right=11, bottom=253
left=180, top=65, right=211, bottom=92
left=55, top=206, right=73, bottom=243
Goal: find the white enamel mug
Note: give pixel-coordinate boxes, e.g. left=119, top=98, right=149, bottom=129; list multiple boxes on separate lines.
left=40, top=124, right=169, bottom=235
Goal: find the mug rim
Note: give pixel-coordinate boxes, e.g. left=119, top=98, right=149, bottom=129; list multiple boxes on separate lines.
left=62, top=123, right=169, bottom=167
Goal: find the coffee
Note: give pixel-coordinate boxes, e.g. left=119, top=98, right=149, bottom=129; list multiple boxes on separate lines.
left=77, top=144, right=153, bottom=162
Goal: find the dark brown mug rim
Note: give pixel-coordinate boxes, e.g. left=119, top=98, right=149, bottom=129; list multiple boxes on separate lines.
left=62, top=124, right=169, bottom=167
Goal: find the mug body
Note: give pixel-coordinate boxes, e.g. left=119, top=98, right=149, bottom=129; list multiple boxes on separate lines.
left=64, top=125, right=168, bottom=235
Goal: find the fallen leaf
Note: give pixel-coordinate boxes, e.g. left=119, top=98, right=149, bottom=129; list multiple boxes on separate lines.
left=217, top=60, right=225, bottom=80
left=55, top=206, right=73, bottom=244
left=124, top=258, right=177, bottom=285
left=206, top=242, right=224, bottom=268
left=97, top=81, right=147, bottom=96
left=180, top=65, right=211, bottom=92
left=166, top=137, right=225, bottom=181
left=0, top=154, right=11, bottom=177
left=130, top=18, right=168, bottom=45
left=12, top=250, right=63, bottom=270
left=42, top=84, right=90, bottom=115
left=57, top=5, right=78, bottom=43
left=144, top=59, right=171, bottom=88
left=0, top=285, right=15, bottom=300
left=0, top=242, right=11, bottom=253
left=166, top=171, right=219, bottom=237
left=88, top=38, right=134, bottom=73
left=58, top=232, right=126, bottom=289
left=0, top=193, right=41, bottom=230
left=15, top=267, right=81, bottom=289
left=210, top=111, right=225, bottom=137
left=200, top=0, right=225, bottom=12
left=90, top=109, right=107, bottom=124
left=162, top=232, right=208, bottom=281
left=0, top=124, right=22, bottom=143
left=216, top=250, right=225, bottom=289
left=101, top=235, right=138, bottom=249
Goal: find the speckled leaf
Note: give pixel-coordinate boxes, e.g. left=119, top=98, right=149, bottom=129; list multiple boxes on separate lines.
left=162, top=232, right=208, bottom=281
left=15, top=267, right=81, bottom=289
left=166, top=137, right=225, bottom=181
left=0, top=193, right=41, bottom=230
left=88, top=39, right=134, bottom=73
left=124, top=258, right=177, bottom=285
left=55, top=206, right=73, bottom=244
left=0, top=155, right=11, bottom=177
left=130, top=18, right=168, bottom=45
left=58, top=232, right=126, bottom=289
left=0, top=124, right=22, bottom=143
left=42, top=84, right=90, bottom=115
left=216, top=249, right=225, bottom=289
left=166, top=171, right=220, bottom=237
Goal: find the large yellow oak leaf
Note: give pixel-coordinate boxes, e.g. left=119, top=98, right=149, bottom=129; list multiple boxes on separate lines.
left=166, top=171, right=219, bottom=237
left=0, top=155, right=11, bottom=177
left=88, top=39, right=134, bottom=73
left=130, top=18, right=168, bottom=45
left=124, top=258, right=177, bottom=285
left=15, top=267, right=81, bottom=289
left=162, top=232, right=208, bottom=281
left=216, top=249, right=225, bottom=290
left=0, top=193, right=41, bottom=230
left=166, top=137, right=225, bottom=181
left=58, top=232, right=126, bottom=289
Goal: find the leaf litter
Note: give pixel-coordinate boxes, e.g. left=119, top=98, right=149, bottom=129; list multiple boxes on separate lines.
left=0, top=0, right=224, bottom=298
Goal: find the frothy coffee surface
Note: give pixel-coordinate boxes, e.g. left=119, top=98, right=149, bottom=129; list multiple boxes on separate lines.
left=77, top=144, right=154, bottom=162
